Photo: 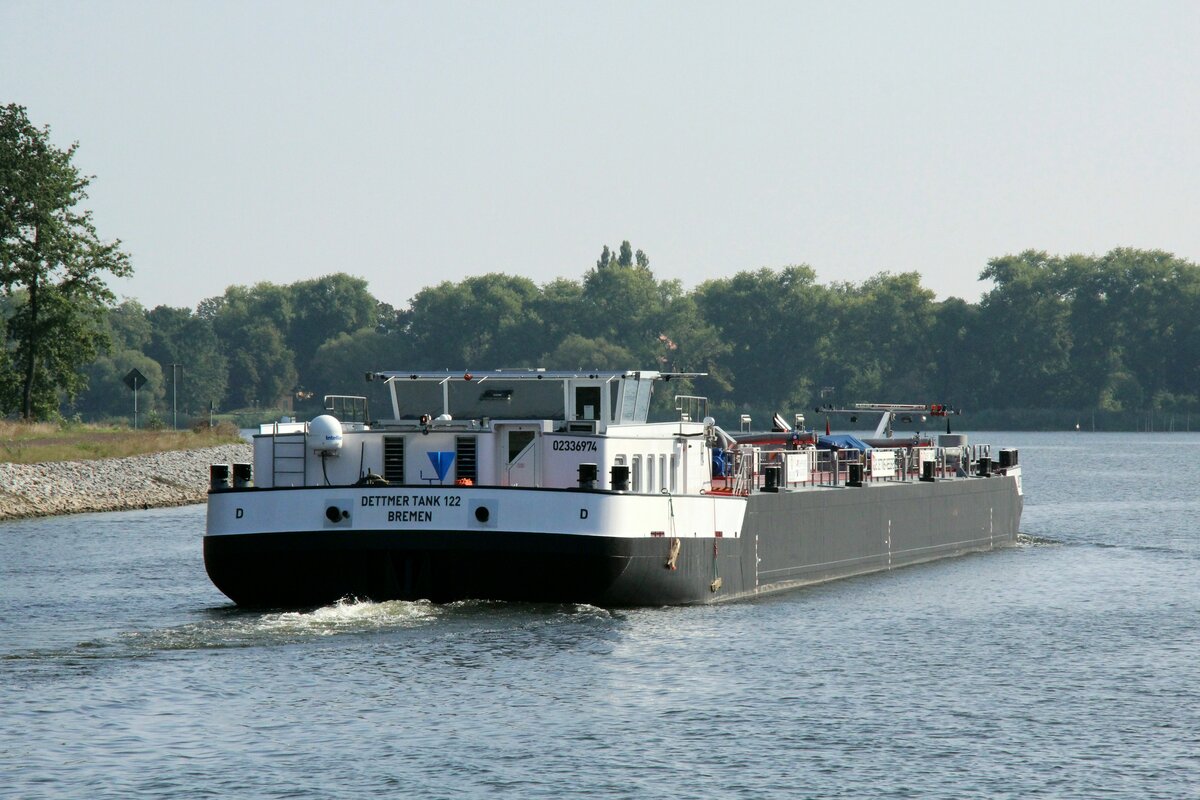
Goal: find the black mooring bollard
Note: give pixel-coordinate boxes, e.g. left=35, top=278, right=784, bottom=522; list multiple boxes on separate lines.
left=210, top=464, right=231, bottom=491
left=578, top=462, right=598, bottom=490
left=610, top=465, right=630, bottom=491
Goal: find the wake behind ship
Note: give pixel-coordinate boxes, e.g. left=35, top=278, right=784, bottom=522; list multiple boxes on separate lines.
left=204, top=369, right=1023, bottom=608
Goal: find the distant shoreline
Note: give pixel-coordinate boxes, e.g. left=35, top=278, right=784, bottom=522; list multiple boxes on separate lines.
left=0, top=443, right=252, bottom=522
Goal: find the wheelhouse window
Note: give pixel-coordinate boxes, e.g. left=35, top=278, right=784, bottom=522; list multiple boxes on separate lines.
left=508, top=430, right=535, bottom=464
left=574, top=385, right=601, bottom=421
left=615, top=376, right=654, bottom=424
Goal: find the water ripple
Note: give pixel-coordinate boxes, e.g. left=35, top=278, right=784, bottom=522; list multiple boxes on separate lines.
left=2, top=432, right=1198, bottom=800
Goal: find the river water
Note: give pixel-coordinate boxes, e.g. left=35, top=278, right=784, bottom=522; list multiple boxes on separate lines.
left=1, top=432, right=1197, bottom=799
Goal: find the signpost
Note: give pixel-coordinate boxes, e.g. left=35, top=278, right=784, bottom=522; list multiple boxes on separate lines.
left=123, top=368, right=147, bottom=429
left=169, top=363, right=182, bottom=430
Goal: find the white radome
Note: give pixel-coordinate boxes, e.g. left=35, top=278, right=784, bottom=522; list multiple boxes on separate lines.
left=307, top=415, right=343, bottom=455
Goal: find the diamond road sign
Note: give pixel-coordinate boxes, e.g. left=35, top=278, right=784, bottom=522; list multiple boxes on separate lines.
left=123, top=368, right=147, bottom=391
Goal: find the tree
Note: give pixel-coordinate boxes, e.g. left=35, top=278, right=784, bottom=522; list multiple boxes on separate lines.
left=976, top=251, right=1073, bottom=408
left=830, top=272, right=937, bottom=401
left=146, top=305, right=229, bottom=416
left=68, top=300, right=167, bottom=420
left=225, top=321, right=296, bottom=409
left=929, top=296, right=986, bottom=408
left=580, top=241, right=668, bottom=364
left=312, top=328, right=396, bottom=398
left=695, top=266, right=827, bottom=413
left=0, top=105, right=131, bottom=419
left=202, top=282, right=296, bottom=409
left=74, top=348, right=165, bottom=421
left=542, top=333, right=635, bottom=370
left=530, top=277, right=585, bottom=360
left=287, top=273, right=379, bottom=383
left=400, top=274, right=542, bottom=368
left=1096, top=248, right=1194, bottom=410
left=107, top=299, right=152, bottom=351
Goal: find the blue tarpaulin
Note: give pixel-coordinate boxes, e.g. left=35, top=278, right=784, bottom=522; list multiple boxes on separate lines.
left=817, top=434, right=872, bottom=451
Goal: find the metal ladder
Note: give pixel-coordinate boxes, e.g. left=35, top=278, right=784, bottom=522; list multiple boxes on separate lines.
left=731, top=452, right=754, bottom=495
left=271, top=423, right=307, bottom=487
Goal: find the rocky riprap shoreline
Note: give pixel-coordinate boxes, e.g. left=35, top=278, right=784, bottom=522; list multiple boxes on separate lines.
left=0, top=443, right=253, bottom=521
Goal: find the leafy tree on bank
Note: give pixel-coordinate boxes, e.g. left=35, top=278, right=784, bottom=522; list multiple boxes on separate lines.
left=287, top=274, right=378, bottom=381
left=0, top=104, right=131, bottom=419
left=24, top=219, right=1200, bottom=429
left=822, top=272, right=937, bottom=403
left=66, top=300, right=228, bottom=422
left=197, top=275, right=384, bottom=410
left=573, top=242, right=723, bottom=410
left=543, top=333, right=635, bottom=370
left=106, top=299, right=152, bottom=352
left=306, top=327, right=396, bottom=413
left=1093, top=248, right=1200, bottom=411
left=975, top=251, right=1074, bottom=409
left=695, top=266, right=829, bottom=414
left=579, top=242, right=662, bottom=364
left=972, top=248, right=1200, bottom=416
left=145, top=304, right=229, bottom=417
left=200, top=282, right=296, bottom=408
left=226, top=321, right=296, bottom=409
left=69, top=300, right=165, bottom=420
left=929, top=296, right=986, bottom=409
left=76, top=347, right=165, bottom=421
left=399, top=274, right=543, bottom=369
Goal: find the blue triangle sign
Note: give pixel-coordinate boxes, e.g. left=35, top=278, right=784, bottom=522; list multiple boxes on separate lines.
left=427, top=451, right=456, bottom=481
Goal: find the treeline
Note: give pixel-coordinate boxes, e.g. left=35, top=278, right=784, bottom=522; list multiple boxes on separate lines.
left=49, top=243, right=1200, bottom=430
left=5, top=108, right=1196, bottom=430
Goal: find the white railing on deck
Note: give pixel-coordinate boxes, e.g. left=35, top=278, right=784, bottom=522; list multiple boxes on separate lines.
left=733, top=442, right=1003, bottom=492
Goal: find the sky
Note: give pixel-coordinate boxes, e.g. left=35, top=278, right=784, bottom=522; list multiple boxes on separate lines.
left=3, top=1, right=1198, bottom=311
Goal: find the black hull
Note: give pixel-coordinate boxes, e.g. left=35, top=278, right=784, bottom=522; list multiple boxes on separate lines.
left=204, top=531, right=740, bottom=608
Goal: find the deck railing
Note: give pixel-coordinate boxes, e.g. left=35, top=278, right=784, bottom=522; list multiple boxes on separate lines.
left=721, top=442, right=1007, bottom=493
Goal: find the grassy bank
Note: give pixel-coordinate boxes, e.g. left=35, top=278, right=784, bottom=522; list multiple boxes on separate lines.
left=1, top=421, right=244, bottom=464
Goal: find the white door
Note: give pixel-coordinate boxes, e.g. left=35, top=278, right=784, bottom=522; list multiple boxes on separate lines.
left=498, top=425, right=540, bottom=487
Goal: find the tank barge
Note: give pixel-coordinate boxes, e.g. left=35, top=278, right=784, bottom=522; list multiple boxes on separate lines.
left=204, top=369, right=1022, bottom=608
